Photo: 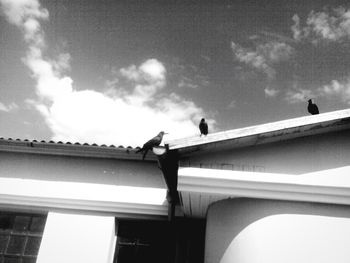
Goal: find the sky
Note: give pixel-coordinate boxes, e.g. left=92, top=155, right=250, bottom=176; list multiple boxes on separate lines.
left=1, top=0, right=350, bottom=147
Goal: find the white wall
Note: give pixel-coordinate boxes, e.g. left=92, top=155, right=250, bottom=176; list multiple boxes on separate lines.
left=0, top=151, right=168, bottom=214
left=182, top=129, right=350, bottom=175
left=0, top=151, right=164, bottom=188
left=37, top=212, right=116, bottom=263
left=205, top=198, right=350, bottom=263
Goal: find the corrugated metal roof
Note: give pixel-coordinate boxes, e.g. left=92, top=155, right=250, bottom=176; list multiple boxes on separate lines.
left=0, top=137, right=157, bottom=161
left=0, top=137, right=137, bottom=149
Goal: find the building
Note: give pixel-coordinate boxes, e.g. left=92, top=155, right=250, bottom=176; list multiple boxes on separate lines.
left=1, top=109, right=350, bottom=262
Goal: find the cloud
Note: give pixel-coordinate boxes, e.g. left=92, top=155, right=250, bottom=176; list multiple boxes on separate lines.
left=231, top=41, right=293, bottom=79
left=292, top=7, right=350, bottom=43
left=118, top=59, right=168, bottom=105
left=0, top=0, right=48, bottom=48
left=0, top=0, right=48, bottom=25
left=178, top=78, right=198, bottom=89
left=1, top=0, right=211, bottom=147
left=285, top=78, right=350, bottom=105
left=50, top=53, right=71, bottom=72
left=0, top=102, right=18, bottom=112
left=264, top=87, right=279, bottom=97
left=285, top=88, right=315, bottom=104
left=120, top=59, right=166, bottom=86
left=231, top=42, right=275, bottom=79
left=318, top=79, right=350, bottom=103
left=258, top=42, right=294, bottom=63
left=291, top=14, right=302, bottom=41
left=170, top=60, right=210, bottom=90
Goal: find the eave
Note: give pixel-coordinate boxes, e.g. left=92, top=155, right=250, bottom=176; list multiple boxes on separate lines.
left=178, top=167, right=350, bottom=218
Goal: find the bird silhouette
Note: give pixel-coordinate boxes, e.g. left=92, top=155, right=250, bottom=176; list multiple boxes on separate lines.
left=136, top=131, right=167, bottom=160
left=199, top=118, right=208, bottom=136
left=307, top=99, right=319, bottom=115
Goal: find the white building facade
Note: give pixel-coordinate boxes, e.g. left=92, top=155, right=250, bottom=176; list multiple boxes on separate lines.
left=1, top=109, right=350, bottom=262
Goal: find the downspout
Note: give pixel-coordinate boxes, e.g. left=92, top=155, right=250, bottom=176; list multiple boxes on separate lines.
left=154, top=144, right=179, bottom=221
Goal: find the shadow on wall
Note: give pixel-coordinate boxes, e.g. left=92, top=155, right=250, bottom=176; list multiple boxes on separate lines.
left=205, top=198, right=350, bottom=263
left=185, top=129, right=350, bottom=175
left=0, top=151, right=164, bottom=188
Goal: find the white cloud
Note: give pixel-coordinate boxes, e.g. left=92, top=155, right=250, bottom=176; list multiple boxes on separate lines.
left=292, top=7, right=350, bottom=43
left=318, top=79, right=350, bottom=103
left=0, top=0, right=211, bottom=147
left=51, top=53, right=71, bottom=72
left=172, top=62, right=210, bottom=90
left=139, top=59, right=166, bottom=83
left=119, top=65, right=140, bottom=81
left=105, top=78, right=119, bottom=90
left=232, top=42, right=275, bottom=79
left=264, top=87, right=279, bottom=97
left=120, top=59, right=165, bottom=86
left=258, top=42, right=294, bottom=63
left=178, top=77, right=199, bottom=89
left=231, top=41, right=293, bottom=79
left=0, top=102, right=18, bottom=112
left=0, top=0, right=48, bottom=26
left=284, top=78, right=350, bottom=105
left=291, top=14, right=303, bottom=41
left=0, top=0, right=48, bottom=48
left=38, top=84, right=207, bottom=146
left=118, top=59, right=167, bottom=105
left=285, top=88, right=315, bottom=104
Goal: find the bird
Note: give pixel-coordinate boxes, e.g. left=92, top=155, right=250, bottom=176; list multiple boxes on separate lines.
left=199, top=118, right=208, bottom=136
left=307, top=99, right=319, bottom=115
left=136, top=131, right=167, bottom=160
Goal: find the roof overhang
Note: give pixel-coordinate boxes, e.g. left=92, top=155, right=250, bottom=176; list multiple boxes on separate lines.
left=167, top=109, right=350, bottom=155
left=0, top=177, right=168, bottom=219
left=178, top=167, right=350, bottom=218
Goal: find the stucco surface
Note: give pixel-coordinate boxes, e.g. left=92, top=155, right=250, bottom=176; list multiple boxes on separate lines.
left=205, top=198, right=350, bottom=263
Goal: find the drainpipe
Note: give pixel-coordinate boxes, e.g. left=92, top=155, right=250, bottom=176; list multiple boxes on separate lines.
left=154, top=145, right=179, bottom=263
left=153, top=144, right=179, bottom=221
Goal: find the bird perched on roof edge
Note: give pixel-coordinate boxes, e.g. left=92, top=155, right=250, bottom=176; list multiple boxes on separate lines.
left=199, top=118, right=208, bottom=136
left=307, top=99, right=319, bottom=115
left=136, top=131, right=167, bottom=160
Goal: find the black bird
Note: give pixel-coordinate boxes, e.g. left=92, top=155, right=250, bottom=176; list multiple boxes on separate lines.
left=307, top=99, right=319, bottom=115
left=136, top=131, right=167, bottom=160
left=199, top=118, right=208, bottom=136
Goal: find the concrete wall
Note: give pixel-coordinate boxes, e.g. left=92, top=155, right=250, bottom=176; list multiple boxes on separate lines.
left=205, top=198, right=350, bottom=263
left=181, top=129, right=350, bottom=175
left=37, top=212, right=116, bottom=263
left=0, top=151, right=164, bottom=188
left=0, top=151, right=168, bottom=212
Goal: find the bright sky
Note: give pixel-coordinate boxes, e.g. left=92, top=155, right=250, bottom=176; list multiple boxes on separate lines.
left=1, top=0, right=350, bottom=147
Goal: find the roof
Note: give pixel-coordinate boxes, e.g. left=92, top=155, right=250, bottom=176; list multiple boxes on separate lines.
left=2, top=108, right=350, bottom=160
left=166, top=108, right=350, bottom=155
left=0, top=138, right=157, bottom=161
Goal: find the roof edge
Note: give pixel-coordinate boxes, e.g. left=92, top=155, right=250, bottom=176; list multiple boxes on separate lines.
left=166, top=108, right=350, bottom=152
